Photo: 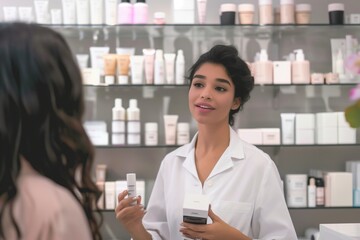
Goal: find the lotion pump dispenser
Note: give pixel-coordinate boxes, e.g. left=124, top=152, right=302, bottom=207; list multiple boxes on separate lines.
left=126, top=99, right=141, bottom=145
left=254, top=49, right=273, bottom=85
left=292, top=49, right=310, bottom=84
left=112, top=98, right=126, bottom=145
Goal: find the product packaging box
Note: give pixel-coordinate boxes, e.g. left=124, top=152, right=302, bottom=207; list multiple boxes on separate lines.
left=183, top=194, right=210, bottom=225
left=237, top=128, right=263, bottom=145
left=295, top=113, right=315, bottom=144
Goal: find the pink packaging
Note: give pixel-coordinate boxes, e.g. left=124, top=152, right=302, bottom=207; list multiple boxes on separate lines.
left=118, top=1, right=133, bottom=24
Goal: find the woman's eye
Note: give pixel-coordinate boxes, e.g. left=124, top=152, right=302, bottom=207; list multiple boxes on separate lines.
left=216, top=86, right=227, bottom=92
left=193, top=82, right=203, bottom=88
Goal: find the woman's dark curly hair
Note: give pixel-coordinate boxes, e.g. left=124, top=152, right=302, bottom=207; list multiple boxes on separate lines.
left=187, top=45, right=254, bottom=126
left=0, top=23, right=102, bottom=239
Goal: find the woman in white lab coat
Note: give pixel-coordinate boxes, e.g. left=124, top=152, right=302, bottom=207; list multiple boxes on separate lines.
left=115, top=45, right=297, bottom=240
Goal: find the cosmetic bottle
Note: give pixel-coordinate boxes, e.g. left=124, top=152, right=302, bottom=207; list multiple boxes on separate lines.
left=133, top=0, right=148, bottom=24
left=118, top=0, right=133, bottom=24
left=112, top=98, right=125, bottom=145
left=105, top=0, right=118, bottom=25
left=335, top=49, right=345, bottom=77
left=292, top=49, right=310, bottom=84
left=175, top=49, right=185, bottom=85
left=308, top=177, right=316, bottom=207
left=315, top=178, right=325, bottom=206
left=127, top=173, right=137, bottom=205
left=254, top=49, right=273, bottom=85
left=76, top=0, right=90, bottom=24
left=90, top=0, right=104, bottom=24
left=145, top=122, right=158, bottom=146
left=328, top=3, right=344, bottom=25
left=126, top=99, right=141, bottom=145
left=258, top=0, right=273, bottom=25
left=280, top=0, right=295, bottom=24
left=295, top=4, right=311, bottom=24
left=220, top=4, right=236, bottom=25
left=154, top=49, right=165, bottom=85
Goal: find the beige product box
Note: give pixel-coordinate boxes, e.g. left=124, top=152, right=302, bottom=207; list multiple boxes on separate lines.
left=295, top=113, right=315, bottom=145
left=324, top=172, right=353, bottom=207
left=262, top=128, right=281, bottom=145
left=320, top=223, right=360, bottom=240
left=105, top=181, right=116, bottom=210
left=316, top=112, right=338, bottom=144
left=337, top=112, right=356, bottom=144
left=183, top=194, right=209, bottom=225
left=237, top=128, right=263, bottom=145
left=273, top=61, right=291, bottom=84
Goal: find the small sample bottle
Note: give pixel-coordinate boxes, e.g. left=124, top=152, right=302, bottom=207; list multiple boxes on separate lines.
left=292, top=49, right=310, bottom=84
left=258, top=0, right=273, bottom=25
left=154, top=12, right=165, bottom=24
left=315, top=178, right=325, bottom=206
left=254, top=49, right=273, bottom=85
left=118, top=0, right=133, bottom=24
left=145, top=122, right=158, bottom=146
left=112, top=98, right=126, bottom=145
left=280, top=0, right=295, bottom=24
left=175, top=49, right=185, bottom=85
left=133, top=0, right=148, bottom=24
left=127, top=173, right=137, bottom=205
left=154, top=49, right=165, bottom=85
left=126, top=99, right=141, bottom=145
left=308, top=177, right=316, bottom=207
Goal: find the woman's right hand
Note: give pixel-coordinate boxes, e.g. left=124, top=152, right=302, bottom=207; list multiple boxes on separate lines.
left=115, top=190, right=146, bottom=232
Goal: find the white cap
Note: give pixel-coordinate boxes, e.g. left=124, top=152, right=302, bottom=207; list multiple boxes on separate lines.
left=129, top=99, right=138, bottom=108
left=118, top=75, right=129, bottom=84
left=328, top=3, right=344, bottom=12
left=104, top=75, right=115, bottom=85
left=309, top=177, right=315, bottom=186
left=114, top=98, right=123, bottom=108
left=145, top=122, right=158, bottom=131
left=154, top=11, right=165, bottom=19
left=259, top=49, right=269, bottom=61
left=258, top=0, right=272, bottom=6
left=238, top=4, right=255, bottom=12
left=126, top=173, right=136, bottom=184
left=294, top=49, right=305, bottom=61
left=280, top=0, right=294, bottom=5
left=220, top=3, right=237, bottom=12
left=296, top=4, right=311, bottom=12
left=177, top=49, right=183, bottom=55
left=177, top=122, right=190, bottom=132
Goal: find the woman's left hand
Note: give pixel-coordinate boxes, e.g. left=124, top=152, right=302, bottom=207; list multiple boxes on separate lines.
left=180, top=206, right=250, bottom=240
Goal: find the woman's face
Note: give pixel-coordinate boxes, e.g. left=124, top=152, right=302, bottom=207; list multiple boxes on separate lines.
left=188, top=62, right=240, bottom=126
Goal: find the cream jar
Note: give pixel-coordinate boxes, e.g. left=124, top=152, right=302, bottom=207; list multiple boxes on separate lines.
left=280, top=0, right=295, bottom=24
left=258, top=0, right=273, bottom=25
left=295, top=4, right=311, bottom=24
left=238, top=4, right=255, bottom=24
left=154, top=12, right=165, bottom=24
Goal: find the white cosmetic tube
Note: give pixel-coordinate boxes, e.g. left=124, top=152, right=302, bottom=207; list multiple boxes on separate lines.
left=18, top=7, right=33, bottom=22
left=143, top=49, right=155, bottom=84
left=116, top=47, right=135, bottom=56
left=197, top=0, right=207, bottom=24
left=164, top=53, right=176, bottom=84
left=281, top=113, right=295, bottom=144
left=164, top=115, right=179, bottom=145
left=76, top=0, right=90, bottom=24
left=130, top=55, right=144, bottom=85
left=105, top=0, right=118, bottom=25
left=76, top=54, right=89, bottom=69
left=62, top=0, right=76, bottom=24
left=3, top=7, right=17, bottom=22
left=90, top=47, right=110, bottom=75
left=34, top=0, right=49, bottom=24
left=127, top=173, right=137, bottom=205
left=90, top=0, right=104, bottom=24
left=50, top=9, right=62, bottom=24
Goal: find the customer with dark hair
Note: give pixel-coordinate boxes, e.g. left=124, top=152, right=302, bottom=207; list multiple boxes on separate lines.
left=0, top=22, right=102, bottom=240
left=116, top=45, right=297, bottom=240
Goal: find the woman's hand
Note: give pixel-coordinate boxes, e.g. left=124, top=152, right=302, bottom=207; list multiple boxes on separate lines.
left=180, top=206, right=251, bottom=240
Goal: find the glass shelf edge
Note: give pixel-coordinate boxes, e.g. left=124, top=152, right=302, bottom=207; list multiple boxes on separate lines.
left=83, top=83, right=358, bottom=87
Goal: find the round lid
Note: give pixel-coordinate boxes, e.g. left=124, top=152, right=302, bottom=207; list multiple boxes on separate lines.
left=129, top=99, right=138, bottom=108
left=280, top=0, right=294, bottom=5
left=114, top=98, right=123, bottom=108
left=220, top=3, right=237, bottom=12
left=154, top=11, right=165, bottom=18
left=238, top=4, right=255, bottom=12
left=328, top=3, right=344, bottom=11
left=121, top=0, right=130, bottom=2
left=296, top=4, right=311, bottom=12
left=136, top=0, right=146, bottom=2
left=258, top=0, right=272, bottom=6
left=145, top=122, right=158, bottom=131
left=177, top=122, right=190, bottom=131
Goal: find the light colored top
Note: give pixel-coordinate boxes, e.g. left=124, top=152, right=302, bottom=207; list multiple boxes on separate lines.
left=0, top=159, right=92, bottom=240
left=143, top=127, right=297, bottom=240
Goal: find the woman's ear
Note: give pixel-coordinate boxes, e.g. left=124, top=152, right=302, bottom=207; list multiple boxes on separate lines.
left=231, top=97, right=241, bottom=110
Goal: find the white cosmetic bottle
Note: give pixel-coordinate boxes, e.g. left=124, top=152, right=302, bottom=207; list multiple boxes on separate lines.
left=154, top=49, right=165, bottom=85
left=127, top=173, right=137, bottom=205
left=175, top=49, right=185, bottom=85
left=308, top=177, right=316, bottom=207
left=133, top=0, right=148, bottom=24
left=254, top=49, right=273, bottom=85
left=126, top=99, right=141, bottom=145
left=292, top=49, right=310, bottom=84
left=112, top=98, right=125, bottom=145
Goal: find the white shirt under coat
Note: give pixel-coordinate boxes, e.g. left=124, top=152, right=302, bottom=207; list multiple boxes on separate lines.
left=143, top=126, right=297, bottom=240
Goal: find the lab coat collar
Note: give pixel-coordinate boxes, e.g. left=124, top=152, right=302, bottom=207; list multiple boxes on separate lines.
left=178, top=126, right=245, bottom=179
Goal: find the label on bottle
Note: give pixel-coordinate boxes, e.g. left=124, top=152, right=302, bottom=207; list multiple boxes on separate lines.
left=127, top=121, right=140, bottom=133
left=112, top=121, right=125, bottom=133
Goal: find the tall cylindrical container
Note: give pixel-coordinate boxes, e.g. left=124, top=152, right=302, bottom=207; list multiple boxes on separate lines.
left=280, top=0, right=295, bottom=24
left=126, top=99, right=141, bottom=145
left=259, top=0, right=273, bottom=25
left=118, top=0, right=133, bottom=24
left=112, top=98, right=125, bottom=145
left=133, top=0, right=148, bottom=24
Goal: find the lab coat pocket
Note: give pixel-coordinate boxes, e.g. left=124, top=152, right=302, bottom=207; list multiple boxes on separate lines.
left=215, top=201, right=253, bottom=230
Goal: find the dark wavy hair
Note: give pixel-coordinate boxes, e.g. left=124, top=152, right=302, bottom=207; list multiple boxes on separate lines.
left=187, top=45, right=254, bottom=126
left=0, top=23, right=102, bottom=239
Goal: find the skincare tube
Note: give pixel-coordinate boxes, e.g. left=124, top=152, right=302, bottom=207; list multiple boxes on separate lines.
left=34, top=0, right=49, bottom=24
left=103, top=54, right=117, bottom=85
left=154, top=49, right=165, bottom=85
left=62, top=0, right=76, bottom=24
left=18, top=7, right=33, bottom=22
left=76, top=0, right=90, bottom=24
left=143, top=48, right=155, bottom=84
left=90, top=0, right=104, bottom=24
left=164, top=115, right=179, bottom=145
left=130, top=55, right=144, bottom=85
left=105, top=0, right=118, bottom=25
left=3, top=7, right=17, bottom=22
left=76, top=54, right=89, bottom=69
left=164, top=53, right=176, bottom=84
left=90, top=47, right=110, bottom=75
left=116, top=54, right=131, bottom=84
left=281, top=113, right=295, bottom=144
left=197, top=0, right=207, bottom=24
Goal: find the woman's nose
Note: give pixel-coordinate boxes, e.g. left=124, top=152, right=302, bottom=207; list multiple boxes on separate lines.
left=200, top=88, right=212, bottom=100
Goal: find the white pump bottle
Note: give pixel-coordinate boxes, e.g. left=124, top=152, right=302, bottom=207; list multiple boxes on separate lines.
left=292, top=49, right=310, bottom=84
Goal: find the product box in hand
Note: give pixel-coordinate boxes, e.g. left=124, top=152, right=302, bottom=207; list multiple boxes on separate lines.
left=183, top=194, right=210, bottom=224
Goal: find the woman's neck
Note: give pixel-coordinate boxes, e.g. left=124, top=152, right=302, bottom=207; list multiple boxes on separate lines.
left=196, top=123, right=230, bottom=152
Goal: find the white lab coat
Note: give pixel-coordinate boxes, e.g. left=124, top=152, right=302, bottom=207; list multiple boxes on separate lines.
left=143, top=127, right=297, bottom=240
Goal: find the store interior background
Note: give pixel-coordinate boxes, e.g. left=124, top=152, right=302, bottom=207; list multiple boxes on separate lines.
left=1, top=0, right=360, bottom=240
